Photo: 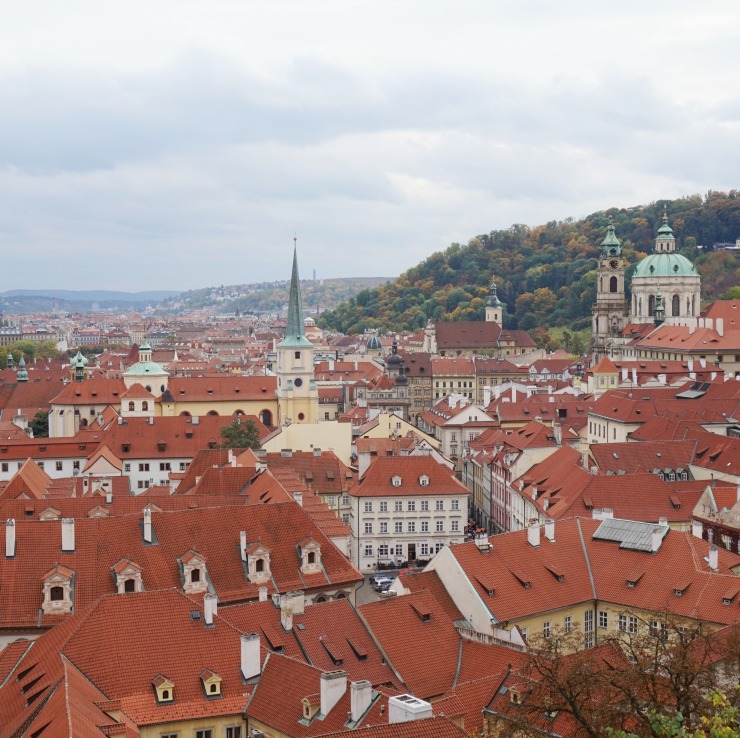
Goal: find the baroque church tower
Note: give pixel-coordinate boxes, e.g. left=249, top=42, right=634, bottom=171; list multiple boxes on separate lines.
left=591, top=217, right=628, bottom=361
left=276, top=240, right=318, bottom=425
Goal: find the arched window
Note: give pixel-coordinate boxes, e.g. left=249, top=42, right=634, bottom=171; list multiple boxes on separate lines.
left=128, top=401, right=135, bottom=411
left=50, top=586, right=64, bottom=601
left=207, top=410, right=219, bottom=416
left=142, top=401, right=149, bottom=411
left=209, top=683, right=217, bottom=694
left=609, top=276, right=618, bottom=293
left=259, top=409, right=272, bottom=427
left=672, top=295, right=680, bottom=316
left=79, top=418, right=88, bottom=427
left=191, top=569, right=200, bottom=583
left=179, top=411, right=191, bottom=417
left=314, top=595, right=327, bottom=604
left=234, top=409, right=244, bottom=417
left=648, top=294, right=656, bottom=316
left=307, top=552, right=315, bottom=565
left=255, top=559, right=264, bottom=573
left=124, top=578, right=136, bottom=593
left=335, top=591, right=347, bottom=600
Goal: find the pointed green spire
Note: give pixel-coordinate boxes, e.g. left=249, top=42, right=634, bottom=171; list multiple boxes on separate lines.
left=600, top=216, right=622, bottom=257
left=278, top=237, right=313, bottom=348
left=487, top=271, right=504, bottom=308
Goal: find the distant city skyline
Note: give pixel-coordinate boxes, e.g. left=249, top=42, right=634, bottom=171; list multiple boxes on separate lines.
left=1, top=1, right=738, bottom=292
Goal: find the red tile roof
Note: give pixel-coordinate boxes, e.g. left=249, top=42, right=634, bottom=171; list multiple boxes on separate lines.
left=350, top=456, right=466, bottom=498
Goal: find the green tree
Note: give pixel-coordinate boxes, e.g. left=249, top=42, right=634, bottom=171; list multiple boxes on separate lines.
left=218, top=418, right=261, bottom=449
left=29, top=410, right=49, bottom=438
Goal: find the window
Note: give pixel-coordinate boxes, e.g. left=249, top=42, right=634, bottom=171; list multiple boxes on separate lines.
left=407, top=522, right=416, bottom=533
left=395, top=522, right=403, bottom=534
left=543, top=621, right=551, bottom=639
left=435, top=542, right=444, bottom=553
left=451, top=499, right=459, bottom=511
left=55, top=461, right=63, bottom=471
left=378, top=544, right=389, bottom=557
left=38, top=462, right=44, bottom=470
left=598, top=611, right=608, bottom=629
left=435, top=500, right=444, bottom=511
left=342, top=513, right=349, bottom=525
left=618, top=614, right=627, bottom=632
left=394, top=501, right=403, bottom=512
left=327, top=496, right=336, bottom=506
left=564, top=615, right=572, bottom=633
left=160, top=734, right=178, bottom=738
left=73, top=460, right=80, bottom=471
left=1, top=463, right=7, bottom=473
left=342, top=495, right=349, bottom=505
left=407, top=501, right=415, bottom=512
left=138, top=463, right=150, bottom=472
left=649, top=621, right=666, bottom=640
left=364, top=522, right=373, bottom=534
left=435, top=520, right=444, bottom=532
left=379, top=501, right=388, bottom=512
left=159, top=462, right=171, bottom=471
left=421, top=521, right=429, bottom=533
left=451, top=520, right=459, bottom=532
left=364, top=501, right=373, bottom=513
left=628, top=616, right=638, bottom=634
left=364, top=545, right=373, bottom=557
left=191, top=569, right=200, bottom=583
left=226, top=729, right=242, bottom=738
left=584, top=610, right=594, bottom=648
left=394, top=544, right=403, bottom=556
left=380, top=522, right=388, bottom=534
left=420, top=543, right=429, bottom=556
left=50, top=586, right=64, bottom=601
left=420, top=500, right=429, bottom=512
left=520, top=627, right=528, bottom=641
left=195, top=731, right=213, bottom=738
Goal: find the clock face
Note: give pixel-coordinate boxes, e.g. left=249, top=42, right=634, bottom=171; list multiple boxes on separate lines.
left=609, top=259, right=619, bottom=269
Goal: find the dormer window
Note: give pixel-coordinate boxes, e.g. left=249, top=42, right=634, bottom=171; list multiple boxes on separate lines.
left=180, top=550, right=208, bottom=594
left=152, top=675, right=175, bottom=704
left=113, top=558, right=144, bottom=594
left=391, top=475, right=402, bottom=487
left=299, top=538, right=322, bottom=575
left=200, top=669, right=223, bottom=699
left=246, top=544, right=271, bottom=583
left=42, top=565, right=74, bottom=614
left=418, top=475, right=429, bottom=487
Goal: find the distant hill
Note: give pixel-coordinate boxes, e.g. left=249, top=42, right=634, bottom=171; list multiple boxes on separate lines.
left=0, top=289, right=181, bottom=313
left=168, top=277, right=392, bottom=315
left=318, top=191, right=740, bottom=336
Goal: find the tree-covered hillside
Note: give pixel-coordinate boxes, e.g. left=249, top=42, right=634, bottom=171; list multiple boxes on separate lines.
left=318, top=191, right=740, bottom=337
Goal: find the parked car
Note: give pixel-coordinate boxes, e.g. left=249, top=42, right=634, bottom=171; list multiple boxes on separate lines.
left=372, top=576, right=394, bottom=591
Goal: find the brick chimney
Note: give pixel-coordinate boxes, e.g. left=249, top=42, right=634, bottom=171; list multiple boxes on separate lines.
left=320, top=670, right=347, bottom=717
left=240, top=633, right=260, bottom=681
left=527, top=524, right=540, bottom=548
left=350, top=680, right=373, bottom=722
left=61, top=518, right=75, bottom=552
left=5, top=519, right=15, bottom=558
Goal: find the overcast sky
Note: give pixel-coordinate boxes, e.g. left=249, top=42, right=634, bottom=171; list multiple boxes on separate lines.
left=0, top=1, right=738, bottom=293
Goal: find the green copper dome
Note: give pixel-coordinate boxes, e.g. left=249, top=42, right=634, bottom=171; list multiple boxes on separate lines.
left=366, top=334, right=382, bottom=350
left=632, top=253, right=697, bottom=279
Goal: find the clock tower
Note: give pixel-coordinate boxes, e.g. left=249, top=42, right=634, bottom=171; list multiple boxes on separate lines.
left=591, top=217, right=628, bottom=362
left=276, top=239, right=318, bottom=426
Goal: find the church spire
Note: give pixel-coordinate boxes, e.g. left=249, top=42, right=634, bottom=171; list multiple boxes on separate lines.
left=600, top=216, right=622, bottom=257
left=278, top=237, right=313, bottom=348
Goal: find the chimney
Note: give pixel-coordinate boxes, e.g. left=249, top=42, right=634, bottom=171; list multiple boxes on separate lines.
left=544, top=519, right=555, bottom=542
left=258, top=586, right=268, bottom=602
left=621, top=367, right=628, bottom=382
left=313, top=447, right=322, bottom=457
left=229, top=449, right=236, bottom=467
left=320, top=670, right=347, bottom=717
left=483, top=385, right=491, bottom=407
left=350, top=681, right=373, bottom=722
left=280, top=595, right=293, bottom=631
left=61, top=518, right=75, bottom=552
left=240, top=530, right=247, bottom=562
left=658, top=516, right=668, bottom=527
left=5, top=519, right=15, bottom=558
left=105, top=489, right=113, bottom=504
left=631, top=368, right=637, bottom=385
left=581, top=449, right=589, bottom=469
left=388, top=694, right=433, bottom=723
left=708, top=544, right=718, bottom=572
left=527, top=524, right=540, bottom=548
left=691, top=520, right=703, bottom=539
left=240, top=633, right=261, bottom=681
left=651, top=526, right=663, bottom=553
left=143, top=509, right=152, bottom=544
left=716, top=318, right=724, bottom=337
left=294, top=490, right=303, bottom=507
left=285, top=589, right=305, bottom=615
left=203, top=593, right=217, bottom=626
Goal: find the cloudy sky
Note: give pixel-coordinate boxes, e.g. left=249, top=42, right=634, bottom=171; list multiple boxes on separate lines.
left=1, top=1, right=738, bottom=293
